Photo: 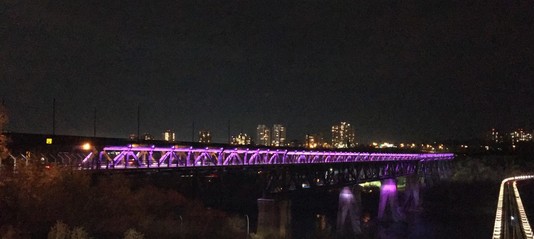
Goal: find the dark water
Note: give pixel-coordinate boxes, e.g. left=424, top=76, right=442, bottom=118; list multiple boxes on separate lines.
left=201, top=179, right=499, bottom=239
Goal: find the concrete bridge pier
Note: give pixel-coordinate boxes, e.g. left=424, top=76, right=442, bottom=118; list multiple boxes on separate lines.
left=438, top=161, right=452, bottom=180
left=336, top=185, right=362, bottom=236
left=403, top=175, right=422, bottom=212
left=257, top=198, right=291, bottom=239
left=377, top=178, right=404, bottom=222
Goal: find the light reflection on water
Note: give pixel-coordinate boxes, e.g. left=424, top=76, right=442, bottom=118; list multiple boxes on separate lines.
left=287, top=183, right=495, bottom=239
left=221, top=182, right=494, bottom=239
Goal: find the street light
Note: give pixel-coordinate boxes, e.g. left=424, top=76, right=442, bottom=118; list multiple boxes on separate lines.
left=81, top=142, right=92, bottom=151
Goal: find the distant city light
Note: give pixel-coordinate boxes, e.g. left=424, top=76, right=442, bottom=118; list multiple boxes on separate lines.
left=82, top=142, right=92, bottom=150
left=231, top=133, right=251, bottom=145
left=272, top=124, right=286, bottom=147
left=256, top=124, right=271, bottom=146
left=331, top=122, right=356, bottom=148
left=379, top=142, right=396, bottom=148
left=199, top=130, right=212, bottom=143
left=305, top=134, right=323, bottom=149
left=163, top=129, right=175, bottom=142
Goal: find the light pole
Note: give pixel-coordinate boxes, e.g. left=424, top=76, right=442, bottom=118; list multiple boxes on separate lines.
left=245, top=214, right=249, bottom=239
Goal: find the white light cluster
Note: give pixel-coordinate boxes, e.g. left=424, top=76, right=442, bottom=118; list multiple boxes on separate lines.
left=513, top=181, right=533, bottom=238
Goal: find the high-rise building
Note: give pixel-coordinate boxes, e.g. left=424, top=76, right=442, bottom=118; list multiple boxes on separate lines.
left=231, top=133, right=252, bottom=145
left=256, top=124, right=271, bottom=146
left=143, top=133, right=153, bottom=141
left=163, top=129, right=175, bottom=142
left=489, top=128, right=503, bottom=144
left=199, top=130, right=212, bottom=143
left=331, top=122, right=356, bottom=148
left=272, top=124, right=286, bottom=147
left=511, top=129, right=533, bottom=145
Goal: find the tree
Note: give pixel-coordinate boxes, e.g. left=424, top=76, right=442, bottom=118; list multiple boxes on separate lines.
left=48, top=221, right=70, bottom=239
left=70, top=227, right=89, bottom=239
left=124, top=228, right=144, bottom=239
left=47, top=221, right=89, bottom=239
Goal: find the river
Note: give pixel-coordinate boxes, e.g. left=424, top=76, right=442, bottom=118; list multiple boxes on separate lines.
left=201, top=179, right=499, bottom=239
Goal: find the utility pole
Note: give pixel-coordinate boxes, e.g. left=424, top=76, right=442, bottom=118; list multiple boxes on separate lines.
left=137, top=104, right=140, bottom=141
left=191, top=121, right=195, bottom=142
left=52, top=98, right=56, bottom=135
left=93, top=107, right=97, bottom=138
left=227, top=120, right=231, bottom=144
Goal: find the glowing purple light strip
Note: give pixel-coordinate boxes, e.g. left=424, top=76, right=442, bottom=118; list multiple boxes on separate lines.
left=82, top=146, right=453, bottom=168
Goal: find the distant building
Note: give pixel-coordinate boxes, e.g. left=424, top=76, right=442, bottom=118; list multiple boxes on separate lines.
left=231, top=133, right=252, bottom=145
left=288, top=139, right=302, bottom=148
left=143, top=133, right=153, bottom=141
left=256, top=124, right=271, bottom=146
left=272, top=124, right=286, bottom=147
left=163, top=129, right=175, bottom=142
left=331, top=122, right=356, bottom=148
left=199, top=130, right=212, bottom=143
left=128, top=134, right=137, bottom=141
left=489, top=128, right=503, bottom=144
left=305, top=134, right=322, bottom=149
left=511, top=129, right=533, bottom=146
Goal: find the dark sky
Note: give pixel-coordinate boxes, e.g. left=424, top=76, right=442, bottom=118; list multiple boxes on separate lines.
left=1, top=0, right=533, bottom=143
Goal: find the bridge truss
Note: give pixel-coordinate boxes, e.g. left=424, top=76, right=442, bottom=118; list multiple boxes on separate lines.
left=81, top=146, right=453, bottom=193
left=81, top=146, right=452, bottom=169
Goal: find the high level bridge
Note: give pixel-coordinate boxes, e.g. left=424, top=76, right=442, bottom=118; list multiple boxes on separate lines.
left=81, top=145, right=454, bottom=193
left=5, top=141, right=455, bottom=237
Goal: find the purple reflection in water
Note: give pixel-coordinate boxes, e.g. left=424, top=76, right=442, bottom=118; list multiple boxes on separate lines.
left=381, top=181, right=397, bottom=193
left=340, top=187, right=354, bottom=200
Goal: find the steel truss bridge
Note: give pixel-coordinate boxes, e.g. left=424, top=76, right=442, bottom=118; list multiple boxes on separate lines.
left=81, top=146, right=454, bottom=194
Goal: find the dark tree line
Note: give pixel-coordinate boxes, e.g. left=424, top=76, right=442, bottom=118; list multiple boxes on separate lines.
left=0, top=164, right=247, bottom=238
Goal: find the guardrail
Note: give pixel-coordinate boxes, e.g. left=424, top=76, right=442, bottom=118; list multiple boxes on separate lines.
left=81, top=145, right=454, bottom=169
left=493, top=175, right=534, bottom=239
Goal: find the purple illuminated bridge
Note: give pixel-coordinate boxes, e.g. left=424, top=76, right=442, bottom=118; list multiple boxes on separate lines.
left=81, top=145, right=453, bottom=194
left=81, top=145, right=453, bottom=169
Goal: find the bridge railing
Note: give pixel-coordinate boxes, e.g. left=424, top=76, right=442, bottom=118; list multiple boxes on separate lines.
left=493, top=175, right=534, bottom=239
left=81, top=146, right=454, bottom=170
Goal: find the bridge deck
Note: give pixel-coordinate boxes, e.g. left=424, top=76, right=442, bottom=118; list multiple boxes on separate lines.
left=81, top=146, right=454, bottom=170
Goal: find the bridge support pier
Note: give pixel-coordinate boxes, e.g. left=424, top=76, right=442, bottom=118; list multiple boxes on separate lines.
left=377, top=178, right=404, bottom=222
left=257, top=198, right=291, bottom=239
left=403, top=175, right=421, bottom=212
left=336, top=186, right=362, bottom=236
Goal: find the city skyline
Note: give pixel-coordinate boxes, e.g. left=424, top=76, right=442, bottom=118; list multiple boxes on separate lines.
left=1, top=100, right=534, bottom=144
left=2, top=1, right=534, bottom=239
left=1, top=0, right=533, bottom=143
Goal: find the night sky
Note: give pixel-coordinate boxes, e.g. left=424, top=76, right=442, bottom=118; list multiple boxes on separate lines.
left=1, top=0, right=533, bottom=143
